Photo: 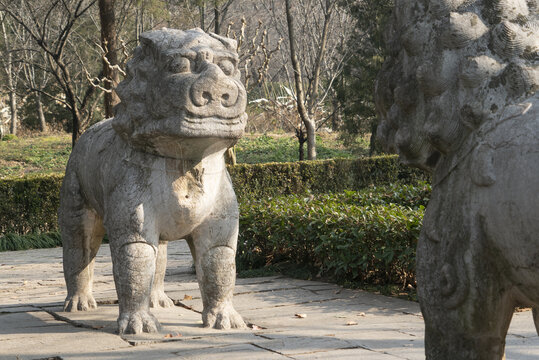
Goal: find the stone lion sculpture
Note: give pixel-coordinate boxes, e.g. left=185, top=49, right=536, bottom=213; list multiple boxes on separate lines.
left=375, top=0, right=538, bottom=358
left=58, top=28, right=247, bottom=334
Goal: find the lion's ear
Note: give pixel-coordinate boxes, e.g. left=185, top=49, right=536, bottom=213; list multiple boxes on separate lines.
left=208, top=32, right=237, bottom=51
left=139, top=32, right=164, bottom=59
left=139, top=28, right=188, bottom=59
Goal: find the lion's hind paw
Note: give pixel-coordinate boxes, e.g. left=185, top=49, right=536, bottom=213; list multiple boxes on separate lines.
left=150, top=290, right=175, bottom=308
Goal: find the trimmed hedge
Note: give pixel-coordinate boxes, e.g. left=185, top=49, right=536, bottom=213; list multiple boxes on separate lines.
left=237, top=183, right=429, bottom=287
left=0, top=173, right=63, bottom=235
left=0, top=155, right=428, bottom=238
left=229, top=155, right=428, bottom=199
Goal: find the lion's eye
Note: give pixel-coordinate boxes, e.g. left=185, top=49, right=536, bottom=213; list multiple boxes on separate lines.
left=169, top=57, right=191, bottom=73
left=218, top=59, right=235, bottom=76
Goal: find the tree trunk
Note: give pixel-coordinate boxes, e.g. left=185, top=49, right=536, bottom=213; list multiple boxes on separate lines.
left=135, top=8, right=140, bottom=42
left=305, top=122, right=315, bottom=160
left=214, top=1, right=220, bottom=34
left=200, top=3, right=206, bottom=30
left=70, top=106, right=81, bottom=147
left=369, top=120, right=379, bottom=156
left=99, top=0, right=120, bottom=118
left=36, top=92, right=47, bottom=132
left=56, top=61, right=82, bottom=146
left=296, top=128, right=306, bottom=161
left=2, top=17, right=17, bottom=135
left=285, top=0, right=316, bottom=160
left=8, top=90, right=17, bottom=136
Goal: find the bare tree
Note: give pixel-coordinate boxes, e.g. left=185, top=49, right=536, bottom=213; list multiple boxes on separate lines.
left=181, top=0, right=236, bottom=34
left=284, top=0, right=315, bottom=160
left=223, top=17, right=282, bottom=164
left=21, top=44, right=51, bottom=132
left=0, top=11, right=25, bottom=135
left=260, top=0, right=354, bottom=160
left=212, top=0, right=235, bottom=34
left=0, top=0, right=101, bottom=145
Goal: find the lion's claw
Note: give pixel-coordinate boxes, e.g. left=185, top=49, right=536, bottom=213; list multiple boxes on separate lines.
left=118, top=310, right=161, bottom=335
left=203, top=304, right=245, bottom=330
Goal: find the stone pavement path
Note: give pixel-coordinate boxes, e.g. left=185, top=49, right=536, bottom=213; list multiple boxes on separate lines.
left=1, top=241, right=538, bottom=360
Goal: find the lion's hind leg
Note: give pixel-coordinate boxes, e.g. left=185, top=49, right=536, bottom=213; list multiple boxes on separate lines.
left=59, top=172, right=104, bottom=312
left=150, top=240, right=174, bottom=308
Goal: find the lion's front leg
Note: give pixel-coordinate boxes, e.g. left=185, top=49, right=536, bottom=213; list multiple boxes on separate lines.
left=108, top=231, right=161, bottom=335
left=189, top=205, right=245, bottom=330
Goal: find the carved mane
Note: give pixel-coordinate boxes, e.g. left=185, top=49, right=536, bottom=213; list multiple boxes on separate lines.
left=375, top=0, right=538, bottom=171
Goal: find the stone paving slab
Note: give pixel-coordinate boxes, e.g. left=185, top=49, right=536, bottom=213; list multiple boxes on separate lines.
left=1, top=241, right=538, bottom=360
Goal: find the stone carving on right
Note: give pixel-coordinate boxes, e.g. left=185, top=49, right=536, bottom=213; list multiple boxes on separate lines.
left=375, top=0, right=538, bottom=359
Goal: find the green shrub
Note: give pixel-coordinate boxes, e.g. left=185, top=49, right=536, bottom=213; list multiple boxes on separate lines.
left=1, top=134, right=18, bottom=141
left=0, top=232, right=62, bottom=251
left=0, top=173, right=63, bottom=235
left=237, top=183, right=428, bottom=288
left=337, top=181, right=431, bottom=209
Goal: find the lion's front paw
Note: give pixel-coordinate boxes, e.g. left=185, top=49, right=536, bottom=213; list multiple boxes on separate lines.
left=64, top=293, right=97, bottom=312
left=118, top=310, right=161, bottom=335
left=203, top=304, right=245, bottom=330
left=150, top=290, right=174, bottom=308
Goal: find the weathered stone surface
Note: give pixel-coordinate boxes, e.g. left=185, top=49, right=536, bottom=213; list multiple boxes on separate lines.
left=58, top=28, right=247, bottom=334
left=249, top=333, right=359, bottom=356
left=155, top=343, right=288, bottom=360
left=0, top=311, right=130, bottom=360
left=375, top=1, right=539, bottom=359
left=292, top=348, right=405, bottom=359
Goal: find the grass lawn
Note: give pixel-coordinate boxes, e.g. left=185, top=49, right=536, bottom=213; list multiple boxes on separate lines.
left=236, top=132, right=369, bottom=164
left=0, top=134, right=72, bottom=178
left=1, top=132, right=369, bottom=178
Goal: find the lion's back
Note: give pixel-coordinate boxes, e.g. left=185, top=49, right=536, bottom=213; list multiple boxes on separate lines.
left=61, top=118, right=126, bottom=217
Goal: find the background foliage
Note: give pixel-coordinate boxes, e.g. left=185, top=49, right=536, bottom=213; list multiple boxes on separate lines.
left=335, top=0, right=394, bottom=152
left=237, top=182, right=429, bottom=291
left=0, top=173, right=63, bottom=235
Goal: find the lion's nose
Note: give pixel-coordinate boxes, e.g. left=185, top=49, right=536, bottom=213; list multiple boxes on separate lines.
left=190, top=63, right=239, bottom=108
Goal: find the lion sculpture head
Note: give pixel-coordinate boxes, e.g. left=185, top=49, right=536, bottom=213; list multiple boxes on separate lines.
left=112, top=28, right=247, bottom=158
left=375, top=0, right=538, bottom=171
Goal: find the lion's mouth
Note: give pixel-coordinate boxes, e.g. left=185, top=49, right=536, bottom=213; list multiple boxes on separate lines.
left=172, top=111, right=247, bottom=139
left=183, top=111, right=246, bottom=126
